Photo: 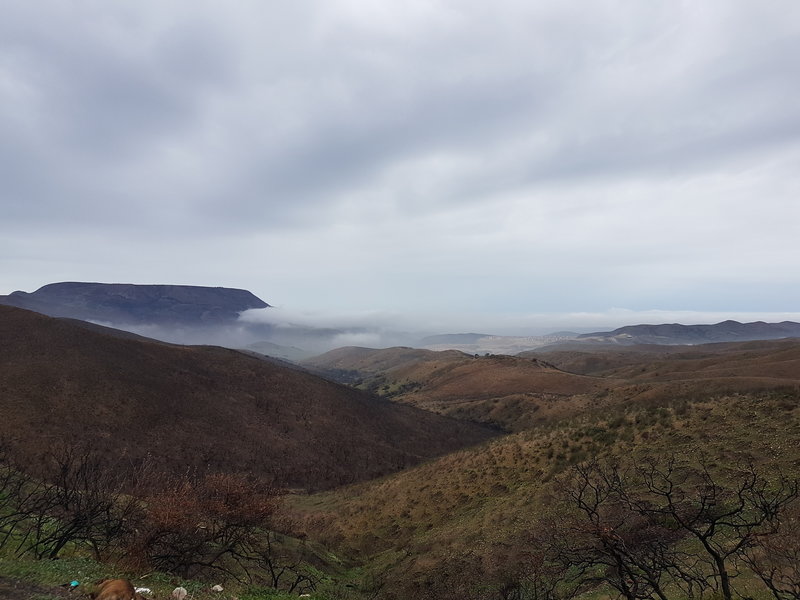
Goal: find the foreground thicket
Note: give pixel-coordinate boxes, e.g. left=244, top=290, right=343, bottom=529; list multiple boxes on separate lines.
left=3, top=411, right=800, bottom=600
left=391, top=456, right=800, bottom=600
left=523, top=458, right=799, bottom=600
left=291, top=391, right=800, bottom=600
left=0, top=440, right=320, bottom=595
left=3, top=381, right=800, bottom=598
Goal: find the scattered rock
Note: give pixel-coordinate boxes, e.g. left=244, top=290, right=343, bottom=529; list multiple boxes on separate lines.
left=171, top=586, right=188, bottom=600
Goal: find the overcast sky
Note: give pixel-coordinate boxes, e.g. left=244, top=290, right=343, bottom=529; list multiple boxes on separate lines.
left=2, top=1, right=799, bottom=332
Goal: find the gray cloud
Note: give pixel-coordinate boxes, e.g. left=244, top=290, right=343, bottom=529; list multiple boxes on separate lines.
left=1, top=1, right=799, bottom=323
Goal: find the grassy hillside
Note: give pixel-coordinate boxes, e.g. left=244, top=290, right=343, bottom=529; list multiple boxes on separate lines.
left=304, top=347, right=609, bottom=431
left=306, top=341, right=800, bottom=435
left=288, top=389, right=800, bottom=598
left=0, top=306, right=498, bottom=491
left=290, top=340, right=800, bottom=598
left=524, top=337, right=800, bottom=377
left=5, top=308, right=800, bottom=599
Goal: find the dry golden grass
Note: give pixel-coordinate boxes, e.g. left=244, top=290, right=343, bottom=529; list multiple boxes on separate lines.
left=307, top=341, right=800, bottom=434
left=289, top=340, right=800, bottom=595
left=306, top=348, right=612, bottom=431
left=288, top=389, right=800, bottom=596
left=6, top=305, right=800, bottom=597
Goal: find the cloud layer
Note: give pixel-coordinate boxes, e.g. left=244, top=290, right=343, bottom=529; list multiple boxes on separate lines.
left=2, top=1, right=799, bottom=328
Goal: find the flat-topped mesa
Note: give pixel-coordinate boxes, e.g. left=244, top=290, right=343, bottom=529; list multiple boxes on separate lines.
left=0, top=281, right=270, bottom=325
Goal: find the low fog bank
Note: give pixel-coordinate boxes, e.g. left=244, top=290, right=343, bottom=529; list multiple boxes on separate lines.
left=237, top=307, right=424, bottom=353
left=237, top=307, right=800, bottom=357
left=93, top=321, right=271, bottom=349
left=91, top=307, right=800, bottom=361
left=91, top=308, right=423, bottom=358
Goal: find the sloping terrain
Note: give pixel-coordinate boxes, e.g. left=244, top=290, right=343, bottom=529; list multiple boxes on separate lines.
left=290, top=340, right=800, bottom=598
left=304, top=347, right=609, bottom=431
left=303, top=345, right=459, bottom=374
left=291, top=391, right=800, bottom=598
left=0, top=281, right=269, bottom=325
left=525, top=338, right=800, bottom=380
left=306, top=339, right=800, bottom=434
left=0, top=306, right=498, bottom=491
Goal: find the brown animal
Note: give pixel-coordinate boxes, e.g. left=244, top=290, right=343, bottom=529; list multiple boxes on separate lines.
left=90, top=579, right=146, bottom=600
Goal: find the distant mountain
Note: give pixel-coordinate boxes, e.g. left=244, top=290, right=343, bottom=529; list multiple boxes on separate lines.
left=0, top=305, right=497, bottom=491
left=0, top=281, right=269, bottom=325
left=577, top=320, right=800, bottom=346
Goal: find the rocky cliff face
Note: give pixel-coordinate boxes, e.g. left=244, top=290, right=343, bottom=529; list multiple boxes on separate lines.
left=0, top=282, right=269, bottom=325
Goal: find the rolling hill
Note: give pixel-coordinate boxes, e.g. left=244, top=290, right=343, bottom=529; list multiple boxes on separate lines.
left=0, top=305, right=498, bottom=491
left=303, top=334, right=800, bottom=436
left=290, top=339, right=800, bottom=598
left=303, top=347, right=608, bottom=431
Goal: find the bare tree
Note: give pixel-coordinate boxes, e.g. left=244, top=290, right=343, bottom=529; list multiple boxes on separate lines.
left=741, top=501, right=800, bottom=600
left=620, top=457, right=799, bottom=600
left=550, top=456, right=799, bottom=600
left=246, top=530, right=320, bottom=594
left=513, top=547, right=585, bottom=600
left=1, top=442, right=141, bottom=560
left=134, top=472, right=281, bottom=580
left=30, top=444, right=141, bottom=559
left=0, top=441, right=45, bottom=551
left=553, top=461, right=681, bottom=600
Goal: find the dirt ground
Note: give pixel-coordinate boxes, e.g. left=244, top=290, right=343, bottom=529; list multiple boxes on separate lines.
left=0, top=575, right=72, bottom=600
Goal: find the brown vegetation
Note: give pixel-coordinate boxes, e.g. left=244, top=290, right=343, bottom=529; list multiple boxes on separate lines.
left=289, top=387, right=800, bottom=598
left=6, top=303, right=800, bottom=598
left=0, top=306, right=498, bottom=491
left=305, top=339, right=800, bottom=435
left=304, top=347, right=608, bottom=431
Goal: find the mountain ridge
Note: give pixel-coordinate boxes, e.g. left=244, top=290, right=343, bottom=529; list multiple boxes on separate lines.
left=576, top=319, right=800, bottom=345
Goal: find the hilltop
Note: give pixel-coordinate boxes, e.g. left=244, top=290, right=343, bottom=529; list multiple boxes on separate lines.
left=0, top=305, right=498, bottom=491
left=523, top=337, right=800, bottom=380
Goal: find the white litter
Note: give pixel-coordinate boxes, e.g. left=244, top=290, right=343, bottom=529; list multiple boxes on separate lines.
left=171, top=586, right=188, bottom=600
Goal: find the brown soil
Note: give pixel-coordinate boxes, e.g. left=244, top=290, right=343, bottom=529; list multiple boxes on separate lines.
left=0, top=575, right=70, bottom=600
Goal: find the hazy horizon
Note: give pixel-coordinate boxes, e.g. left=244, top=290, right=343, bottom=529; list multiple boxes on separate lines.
left=5, top=281, right=800, bottom=348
